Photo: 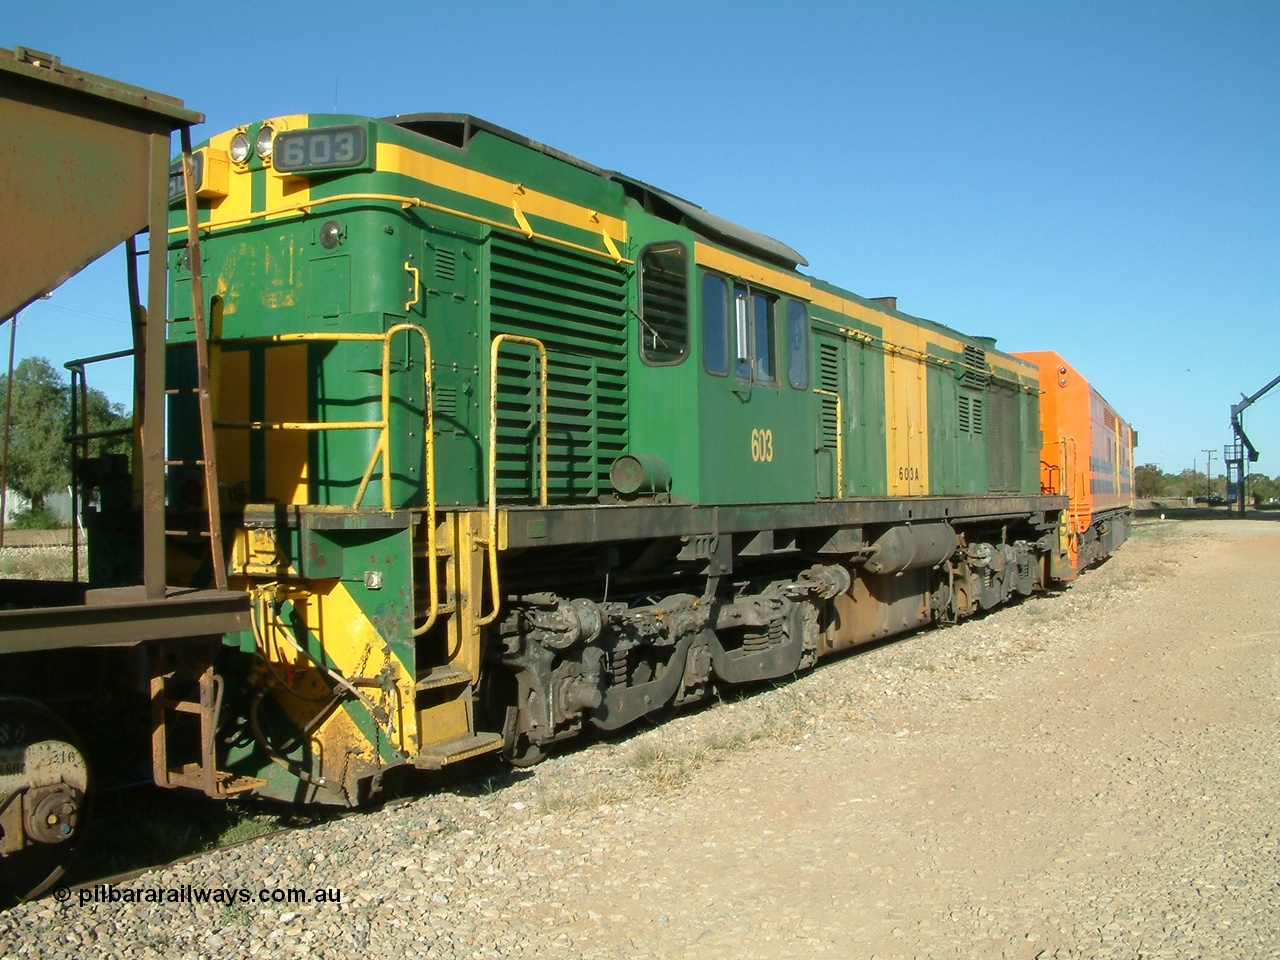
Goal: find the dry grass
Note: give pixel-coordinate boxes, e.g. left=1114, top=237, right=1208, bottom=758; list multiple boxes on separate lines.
left=629, top=740, right=729, bottom=790
left=527, top=685, right=831, bottom=812
left=1132, top=519, right=1205, bottom=546
left=624, top=686, right=823, bottom=791
left=1102, top=551, right=1180, bottom=593
left=534, top=781, right=631, bottom=816
left=0, top=545, right=82, bottom=580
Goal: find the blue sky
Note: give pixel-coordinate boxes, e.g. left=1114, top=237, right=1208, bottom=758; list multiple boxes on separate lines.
left=6, top=1, right=1278, bottom=477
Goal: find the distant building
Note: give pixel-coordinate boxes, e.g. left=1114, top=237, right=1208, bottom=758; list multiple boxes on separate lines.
left=2, top=487, right=74, bottom=525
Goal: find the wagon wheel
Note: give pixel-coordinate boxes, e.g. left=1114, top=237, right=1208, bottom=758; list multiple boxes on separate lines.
left=0, top=698, right=91, bottom=908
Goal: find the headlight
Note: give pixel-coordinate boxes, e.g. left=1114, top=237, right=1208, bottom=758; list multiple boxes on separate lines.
left=319, top=220, right=343, bottom=249
left=256, top=125, right=275, bottom=159
left=229, top=132, right=251, bottom=164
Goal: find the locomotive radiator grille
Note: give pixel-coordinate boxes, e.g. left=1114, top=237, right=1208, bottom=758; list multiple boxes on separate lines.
left=488, top=234, right=629, bottom=502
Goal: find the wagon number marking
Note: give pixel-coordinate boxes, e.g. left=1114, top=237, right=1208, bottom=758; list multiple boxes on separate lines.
left=751, top=428, right=775, bottom=463
left=898, top=466, right=920, bottom=481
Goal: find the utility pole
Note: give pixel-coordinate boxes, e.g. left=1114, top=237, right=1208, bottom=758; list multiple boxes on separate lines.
left=1203, top=449, right=1216, bottom=499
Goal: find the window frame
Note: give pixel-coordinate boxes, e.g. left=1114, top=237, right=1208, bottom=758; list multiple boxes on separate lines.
left=785, top=298, right=810, bottom=390
left=701, top=265, right=795, bottom=388
left=731, top=282, right=780, bottom=387
left=637, top=241, right=690, bottom=367
left=734, top=283, right=751, bottom=381
left=751, top=289, right=778, bottom=384
left=701, top=270, right=730, bottom=377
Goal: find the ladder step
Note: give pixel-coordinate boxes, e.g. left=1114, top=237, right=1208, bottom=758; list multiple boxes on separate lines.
left=157, top=697, right=204, bottom=715
left=415, top=732, right=504, bottom=771
left=413, top=600, right=457, bottom=617
left=414, top=665, right=471, bottom=691
left=165, top=459, right=207, bottom=466
left=413, top=547, right=454, bottom=559
left=166, top=529, right=211, bottom=539
left=164, top=387, right=202, bottom=395
left=167, top=765, right=267, bottom=796
left=214, top=774, right=268, bottom=796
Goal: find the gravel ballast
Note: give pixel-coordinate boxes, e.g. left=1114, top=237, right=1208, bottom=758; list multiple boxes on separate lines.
left=3, top=518, right=1277, bottom=960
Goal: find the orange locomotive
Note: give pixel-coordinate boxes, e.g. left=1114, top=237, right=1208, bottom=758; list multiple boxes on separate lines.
left=1015, top=351, right=1136, bottom=578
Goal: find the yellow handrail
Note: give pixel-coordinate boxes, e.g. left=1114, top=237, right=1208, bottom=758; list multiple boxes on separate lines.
left=813, top=388, right=843, bottom=498
left=477, top=334, right=548, bottom=627
left=1059, top=434, right=1088, bottom=562
left=212, top=324, right=441, bottom=635
left=403, top=261, right=420, bottom=313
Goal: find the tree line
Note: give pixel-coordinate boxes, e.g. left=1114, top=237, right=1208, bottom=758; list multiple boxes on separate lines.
left=1, top=357, right=130, bottom=527
left=1135, top=463, right=1280, bottom=504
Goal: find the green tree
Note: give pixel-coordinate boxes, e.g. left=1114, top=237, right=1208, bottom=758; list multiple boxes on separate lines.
left=1248, top=473, right=1279, bottom=504
left=1166, top=468, right=1205, bottom=500
left=1, top=357, right=67, bottom=510
left=80, top=382, right=132, bottom=461
left=1135, top=463, right=1165, bottom=498
left=0, top=356, right=130, bottom=512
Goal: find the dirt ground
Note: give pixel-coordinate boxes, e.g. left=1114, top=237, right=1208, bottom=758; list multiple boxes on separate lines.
left=7, top=518, right=1278, bottom=960
left=506, top=518, right=1280, bottom=960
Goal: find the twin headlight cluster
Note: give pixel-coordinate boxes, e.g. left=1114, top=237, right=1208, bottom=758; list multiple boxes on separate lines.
left=231, top=124, right=370, bottom=173
left=171, top=123, right=371, bottom=205
left=229, top=125, right=277, bottom=164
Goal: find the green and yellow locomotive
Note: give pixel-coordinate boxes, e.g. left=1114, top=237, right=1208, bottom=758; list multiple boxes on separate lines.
left=3, top=49, right=1136, bottom=906
left=88, top=112, right=1121, bottom=806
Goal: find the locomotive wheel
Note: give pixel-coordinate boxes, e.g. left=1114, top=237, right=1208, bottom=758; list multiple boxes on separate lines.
left=0, top=697, right=91, bottom=908
left=478, top=668, right=548, bottom=768
left=640, top=701, right=681, bottom=727
left=500, top=707, right=547, bottom=768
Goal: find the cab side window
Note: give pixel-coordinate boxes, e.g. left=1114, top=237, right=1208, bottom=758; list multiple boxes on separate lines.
left=752, top=290, right=777, bottom=383
left=702, top=272, right=729, bottom=376
left=786, top=299, right=809, bottom=390
left=638, top=242, right=689, bottom=365
left=733, top=284, right=778, bottom=385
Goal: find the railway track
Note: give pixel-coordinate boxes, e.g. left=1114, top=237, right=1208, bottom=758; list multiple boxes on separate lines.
left=21, top=768, right=481, bottom=909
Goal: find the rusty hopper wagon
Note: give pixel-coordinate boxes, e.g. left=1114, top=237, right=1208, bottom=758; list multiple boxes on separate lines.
left=0, top=46, right=248, bottom=904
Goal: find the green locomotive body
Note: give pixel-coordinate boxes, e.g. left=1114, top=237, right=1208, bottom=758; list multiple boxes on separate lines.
left=95, top=111, right=1105, bottom=804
